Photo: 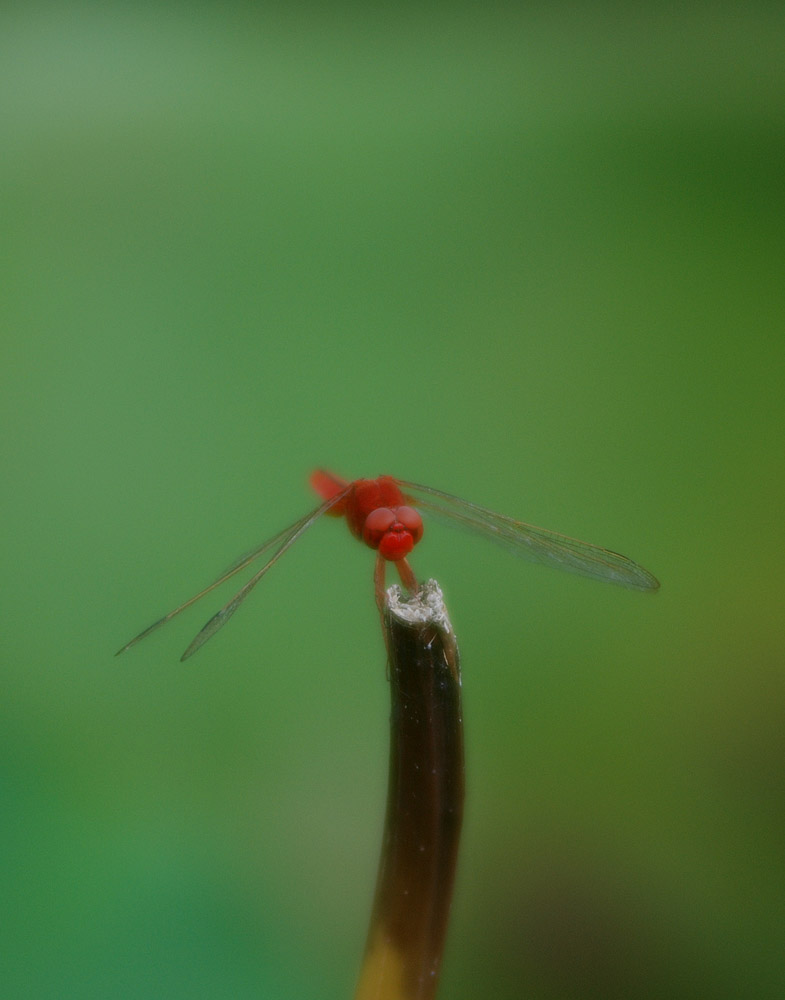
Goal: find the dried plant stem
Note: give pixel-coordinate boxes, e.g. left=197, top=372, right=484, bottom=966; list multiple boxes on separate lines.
left=355, top=580, right=464, bottom=1000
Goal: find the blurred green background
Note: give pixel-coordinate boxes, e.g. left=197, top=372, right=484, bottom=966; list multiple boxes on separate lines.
left=3, top=3, right=784, bottom=998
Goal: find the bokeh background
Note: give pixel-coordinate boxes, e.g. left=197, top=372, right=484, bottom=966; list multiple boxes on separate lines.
left=3, top=3, right=784, bottom=998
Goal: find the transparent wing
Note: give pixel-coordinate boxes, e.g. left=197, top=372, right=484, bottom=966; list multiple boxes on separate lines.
left=177, top=498, right=338, bottom=661
left=115, top=524, right=294, bottom=655
left=116, top=490, right=349, bottom=658
left=398, top=480, right=659, bottom=592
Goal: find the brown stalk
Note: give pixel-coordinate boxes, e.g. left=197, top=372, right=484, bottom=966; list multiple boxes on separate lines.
left=355, top=580, right=464, bottom=1000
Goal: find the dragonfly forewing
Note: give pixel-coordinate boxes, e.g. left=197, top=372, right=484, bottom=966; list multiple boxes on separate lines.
left=399, top=481, right=659, bottom=592
left=117, top=490, right=351, bottom=658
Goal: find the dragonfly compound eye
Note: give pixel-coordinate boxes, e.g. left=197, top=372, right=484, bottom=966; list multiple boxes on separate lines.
left=363, top=507, right=397, bottom=549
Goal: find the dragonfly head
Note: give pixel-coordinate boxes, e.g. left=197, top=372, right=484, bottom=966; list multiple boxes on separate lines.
left=363, top=505, right=424, bottom=561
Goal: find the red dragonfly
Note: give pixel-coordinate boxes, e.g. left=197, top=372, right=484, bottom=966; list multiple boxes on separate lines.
left=117, top=470, right=659, bottom=661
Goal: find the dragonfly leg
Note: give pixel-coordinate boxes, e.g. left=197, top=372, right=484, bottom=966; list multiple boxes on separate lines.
left=394, top=557, right=418, bottom=595
left=374, top=552, right=387, bottom=613
left=374, top=553, right=392, bottom=672
left=374, top=554, right=417, bottom=610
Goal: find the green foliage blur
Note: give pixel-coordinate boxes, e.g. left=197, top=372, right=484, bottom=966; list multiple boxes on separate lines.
left=3, top=3, right=783, bottom=998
